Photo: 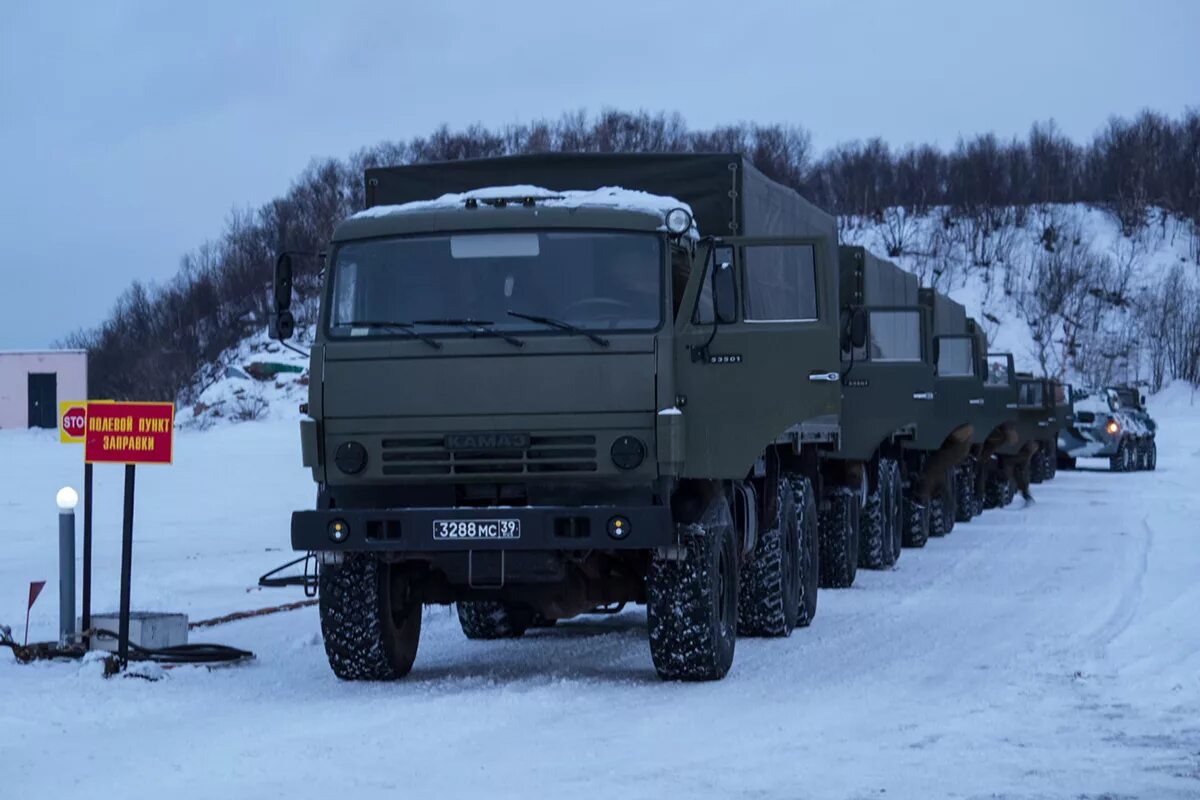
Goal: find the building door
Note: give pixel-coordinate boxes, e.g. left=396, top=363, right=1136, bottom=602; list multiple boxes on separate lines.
left=27, top=373, right=57, bottom=428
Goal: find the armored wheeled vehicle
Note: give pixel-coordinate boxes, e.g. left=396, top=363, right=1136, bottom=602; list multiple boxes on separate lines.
left=1058, top=386, right=1156, bottom=471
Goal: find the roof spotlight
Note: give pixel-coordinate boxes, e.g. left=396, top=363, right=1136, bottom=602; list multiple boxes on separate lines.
left=665, top=208, right=693, bottom=237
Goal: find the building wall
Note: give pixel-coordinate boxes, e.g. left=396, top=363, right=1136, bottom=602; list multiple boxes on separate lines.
left=0, top=351, right=88, bottom=429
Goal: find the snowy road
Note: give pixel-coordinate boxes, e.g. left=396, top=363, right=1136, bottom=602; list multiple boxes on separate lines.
left=3, top=393, right=1198, bottom=799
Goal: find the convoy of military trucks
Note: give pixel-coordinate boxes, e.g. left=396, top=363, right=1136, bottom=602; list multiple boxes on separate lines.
left=267, top=152, right=1156, bottom=682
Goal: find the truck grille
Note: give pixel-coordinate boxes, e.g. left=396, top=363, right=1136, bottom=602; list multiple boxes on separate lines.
left=379, top=434, right=598, bottom=477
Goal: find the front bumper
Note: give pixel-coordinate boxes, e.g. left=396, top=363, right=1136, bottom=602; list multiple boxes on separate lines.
left=1059, top=427, right=1118, bottom=457
left=292, top=505, right=674, bottom=552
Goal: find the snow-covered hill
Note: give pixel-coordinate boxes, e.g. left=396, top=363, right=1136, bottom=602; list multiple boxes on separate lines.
left=841, top=204, right=1198, bottom=388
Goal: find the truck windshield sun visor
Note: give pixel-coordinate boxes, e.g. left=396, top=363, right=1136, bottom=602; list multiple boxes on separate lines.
left=328, top=230, right=664, bottom=340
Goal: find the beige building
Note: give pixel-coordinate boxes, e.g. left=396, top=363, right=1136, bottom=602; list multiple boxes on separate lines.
left=0, top=350, right=88, bottom=429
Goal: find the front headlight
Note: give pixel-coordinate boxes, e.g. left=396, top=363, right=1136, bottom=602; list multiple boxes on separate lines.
left=610, top=436, right=646, bottom=470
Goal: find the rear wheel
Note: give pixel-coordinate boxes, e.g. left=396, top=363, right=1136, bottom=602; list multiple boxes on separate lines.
left=457, top=601, right=535, bottom=639
left=793, top=476, right=820, bottom=627
left=901, top=491, right=930, bottom=549
left=887, top=461, right=905, bottom=562
left=647, top=511, right=738, bottom=681
left=738, top=477, right=801, bottom=636
left=319, top=554, right=422, bottom=681
left=954, top=458, right=976, bottom=522
left=929, top=470, right=956, bottom=537
left=859, top=459, right=899, bottom=569
left=1146, top=439, right=1157, bottom=471
left=819, top=490, right=860, bottom=588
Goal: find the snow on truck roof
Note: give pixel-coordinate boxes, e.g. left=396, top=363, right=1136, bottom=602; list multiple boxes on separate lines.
left=352, top=185, right=700, bottom=237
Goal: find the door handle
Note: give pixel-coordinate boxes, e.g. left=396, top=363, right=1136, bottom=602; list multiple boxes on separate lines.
left=969, top=398, right=985, bottom=406
left=808, top=371, right=840, bottom=382
left=912, top=391, right=935, bottom=401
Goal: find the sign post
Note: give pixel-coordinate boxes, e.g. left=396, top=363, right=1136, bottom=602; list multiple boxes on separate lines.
left=84, top=401, right=175, bottom=666
left=59, top=401, right=92, bottom=644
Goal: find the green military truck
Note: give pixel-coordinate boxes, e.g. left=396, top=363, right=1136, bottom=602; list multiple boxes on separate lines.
left=988, top=368, right=1052, bottom=506
left=271, top=152, right=873, bottom=681
left=912, top=288, right=981, bottom=536
left=821, top=247, right=936, bottom=578
left=975, top=349, right=1022, bottom=508
left=1029, top=379, right=1072, bottom=483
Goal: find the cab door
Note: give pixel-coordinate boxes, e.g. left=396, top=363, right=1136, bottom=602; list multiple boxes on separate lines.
left=672, top=237, right=841, bottom=478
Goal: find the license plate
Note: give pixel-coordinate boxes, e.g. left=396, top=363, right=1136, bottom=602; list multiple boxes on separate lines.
left=433, top=519, right=521, bottom=540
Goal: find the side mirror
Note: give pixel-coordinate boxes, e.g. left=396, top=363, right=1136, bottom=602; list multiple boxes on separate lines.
left=848, top=308, right=868, bottom=350
left=711, top=247, right=737, bottom=323
left=269, top=252, right=295, bottom=341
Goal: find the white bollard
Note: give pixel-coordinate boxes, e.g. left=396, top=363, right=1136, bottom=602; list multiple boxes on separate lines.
left=56, top=487, right=78, bottom=645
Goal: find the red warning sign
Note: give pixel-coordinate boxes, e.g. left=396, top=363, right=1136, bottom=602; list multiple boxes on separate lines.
left=84, top=402, right=175, bottom=465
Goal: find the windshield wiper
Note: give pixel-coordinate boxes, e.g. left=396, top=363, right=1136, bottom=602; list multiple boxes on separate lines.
left=340, top=320, right=442, bottom=349
left=506, top=310, right=610, bottom=347
left=414, top=318, right=525, bottom=348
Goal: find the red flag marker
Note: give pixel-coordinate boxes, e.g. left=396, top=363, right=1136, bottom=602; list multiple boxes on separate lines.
left=26, top=581, right=46, bottom=646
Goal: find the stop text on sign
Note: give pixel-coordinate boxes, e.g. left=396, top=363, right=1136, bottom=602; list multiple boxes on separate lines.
left=84, top=402, right=175, bottom=465
left=59, top=401, right=88, bottom=444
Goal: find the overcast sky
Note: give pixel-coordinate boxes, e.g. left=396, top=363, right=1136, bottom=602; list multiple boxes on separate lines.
left=1, top=0, right=1197, bottom=348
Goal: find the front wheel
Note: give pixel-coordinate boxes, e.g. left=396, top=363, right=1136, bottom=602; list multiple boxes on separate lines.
left=648, top=513, right=738, bottom=681
left=319, top=554, right=422, bottom=681
left=1111, top=439, right=1130, bottom=472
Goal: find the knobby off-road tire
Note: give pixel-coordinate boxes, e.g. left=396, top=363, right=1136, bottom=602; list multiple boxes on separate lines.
left=929, top=468, right=957, bottom=537
left=1146, top=439, right=1157, bottom=471
left=901, top=489, right=930, bottom=549
left=647, top=515, right=738, bottom=681
left=983, top=462, right=1010, bottom=509
left=954, top=458, right=977, bottom=523
left=1029, top=448, right=1048, bottom=484
left=456, top=601, right=536, bottom=639
left=970, top=462, right=986, bottom=518
left=819, top=490, right=860, bottom=588
left=793, top=476, right=820, bottom=627
left=319, top=553, right=422, bottom=681
left=859, top=459, right=900, bottom=570
left=738, top=477, right=801, bottom=637
left=1110, top=439, right=1130, bottom=472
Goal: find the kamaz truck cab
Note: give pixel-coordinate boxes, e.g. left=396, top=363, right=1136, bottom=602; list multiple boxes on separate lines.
left=272, top=153, right=848, bottom=681
left=820, top=246, right=934, bottom=579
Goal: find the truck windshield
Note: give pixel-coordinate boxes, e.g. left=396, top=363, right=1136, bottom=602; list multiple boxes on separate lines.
left=328, top=231, right=663, bottom=336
